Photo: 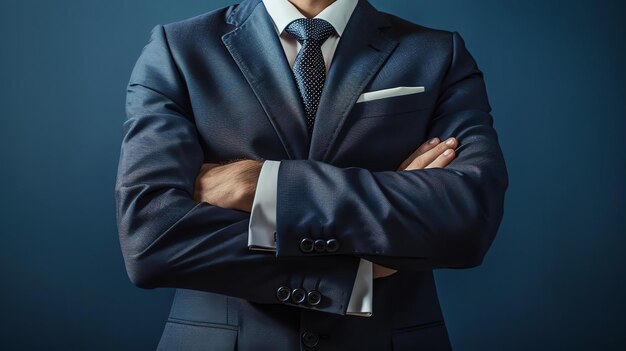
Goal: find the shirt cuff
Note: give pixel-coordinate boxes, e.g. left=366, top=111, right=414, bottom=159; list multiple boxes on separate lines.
left=248, top=160, right=281, bottom=251
left=346, top=258, right=373, bottom=317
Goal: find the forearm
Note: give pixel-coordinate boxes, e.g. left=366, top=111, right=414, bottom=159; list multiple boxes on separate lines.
left=115, top=107, right=363, bottom=314
left=275, top=147, right=506, bottom=270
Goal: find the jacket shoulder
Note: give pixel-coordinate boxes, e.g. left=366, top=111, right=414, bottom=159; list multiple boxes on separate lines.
left=380, top=11, right=453, bottom=42
left=158, top=4, right=236, bottom=42
left=376, top=10, right=464, bottom=63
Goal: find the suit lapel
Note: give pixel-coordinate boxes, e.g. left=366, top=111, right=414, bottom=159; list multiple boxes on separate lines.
left=222, top=0, right=310, bottom=160
left=308, top=0, right=398, bottom=161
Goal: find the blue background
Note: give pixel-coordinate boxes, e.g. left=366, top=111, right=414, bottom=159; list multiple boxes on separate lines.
left=1, top=0, right=624, bottom=349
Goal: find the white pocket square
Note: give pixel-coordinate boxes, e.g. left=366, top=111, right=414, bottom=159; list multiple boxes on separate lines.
left=356, top=86, right=425, bottom=103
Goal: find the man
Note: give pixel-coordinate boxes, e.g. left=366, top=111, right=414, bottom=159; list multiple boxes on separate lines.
left=115, top=0, right=508, bottom=349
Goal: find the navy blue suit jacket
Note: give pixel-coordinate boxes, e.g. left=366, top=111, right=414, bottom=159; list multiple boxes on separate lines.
left=115, top=0, right=508, bottom=349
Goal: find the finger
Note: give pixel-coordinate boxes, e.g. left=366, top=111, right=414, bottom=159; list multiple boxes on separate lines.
left=373, top=263, right=398, bottom=279
left=425, top=148, right=456, bottom=169
left=405, top=137, right=457, bottom=170
left=397, top=137, right=440, bottom=170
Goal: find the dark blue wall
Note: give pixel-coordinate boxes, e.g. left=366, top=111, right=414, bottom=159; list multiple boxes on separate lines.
left=1, top=0, right=624, bottom=349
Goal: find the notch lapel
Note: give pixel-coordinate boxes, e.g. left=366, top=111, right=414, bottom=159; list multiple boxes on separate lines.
left=308, top=0, right=398, bottom=161
left=222, top=0, right=310, bottom=160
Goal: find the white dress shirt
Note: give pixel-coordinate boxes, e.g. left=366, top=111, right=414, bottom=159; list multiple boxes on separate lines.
left=247, top=0, right=372, bottom=317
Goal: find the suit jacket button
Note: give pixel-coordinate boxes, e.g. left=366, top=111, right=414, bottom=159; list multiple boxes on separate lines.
left=326, top=238, right=339, bottom=252
left=276, top=286, right=291, bottom=302
left=314, top=239, right=326, bottom=252
left=302, top=331, right=320, bottom=347
left=306, top=290, right=322, bottom=306
left=291, top=288, right=306, bottom=304
left=300, top=238, right=314, bottom=253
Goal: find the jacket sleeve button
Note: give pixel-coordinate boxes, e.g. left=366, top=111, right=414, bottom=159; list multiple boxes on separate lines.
left=291, top=288, right=306, bottom=304
left=326, top=238, right=339, bottom=252
left=299, top=238, right=314, bottom=253
left=302, top=331, right=320, bottom=347
left=314, top=239, right=327, bottom=252
left=306, top=290, right=322, bottom=306
left=276, top=286, right=291, bottom=302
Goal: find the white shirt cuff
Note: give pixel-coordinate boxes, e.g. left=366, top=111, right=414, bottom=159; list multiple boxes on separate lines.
left=248, top=160, right=281, bottom=251
left=346, top=258, right=373, bottom=317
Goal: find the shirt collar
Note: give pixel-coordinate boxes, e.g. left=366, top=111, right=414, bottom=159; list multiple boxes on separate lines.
left=262, top=0, right=358, bottom=37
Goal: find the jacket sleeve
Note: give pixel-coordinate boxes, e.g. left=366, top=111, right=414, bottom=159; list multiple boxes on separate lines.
left=273, top=31, right=509, bottom=272
left=248, top=160, right=373, bottom=316
left=114, top=24, right=361, bottom=316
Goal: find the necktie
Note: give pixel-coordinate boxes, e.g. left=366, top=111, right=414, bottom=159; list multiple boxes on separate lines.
left=284, top=18, right=336, bottom=134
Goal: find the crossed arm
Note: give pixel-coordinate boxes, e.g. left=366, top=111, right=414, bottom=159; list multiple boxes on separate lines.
left=192, top=136, right=462, bottom=279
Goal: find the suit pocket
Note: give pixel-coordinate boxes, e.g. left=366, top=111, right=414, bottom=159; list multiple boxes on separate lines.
left=391, top=321, right=452, bottom=351
left=157, top=319, right=238, bottom=351
left=351, top=89, right=435, bottom=120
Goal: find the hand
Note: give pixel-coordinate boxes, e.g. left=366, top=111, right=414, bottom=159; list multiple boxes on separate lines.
left=373, top=136, right=459, bottom=279
left=193, top=159, right=264, bottom=212
left=398, top=136, right=458, bottom=171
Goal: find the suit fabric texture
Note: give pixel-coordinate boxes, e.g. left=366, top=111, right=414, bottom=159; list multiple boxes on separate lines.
left=114, top=0, right=509, bottom=349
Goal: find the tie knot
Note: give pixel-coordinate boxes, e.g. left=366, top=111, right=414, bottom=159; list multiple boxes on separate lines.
left=284, top=18, right=336, bottom=44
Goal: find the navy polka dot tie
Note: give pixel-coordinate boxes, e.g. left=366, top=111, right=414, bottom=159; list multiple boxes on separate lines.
left=284, top=18, right=336, bottom=134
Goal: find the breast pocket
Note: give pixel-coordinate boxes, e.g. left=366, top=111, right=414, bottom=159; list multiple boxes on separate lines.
left=328, top=89, right=435, bottom=170
left=351, top=89, right=435, bottom=120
